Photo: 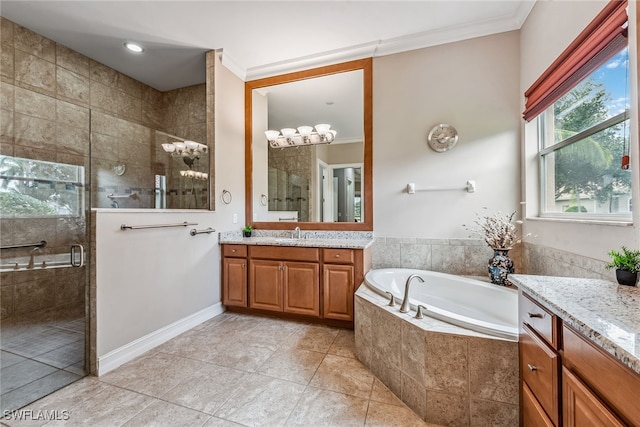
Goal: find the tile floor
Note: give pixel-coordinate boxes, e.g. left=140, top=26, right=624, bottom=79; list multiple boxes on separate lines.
left=2, top=312, right=439, bottom=426
left=1, top=315, right=85, bottom=414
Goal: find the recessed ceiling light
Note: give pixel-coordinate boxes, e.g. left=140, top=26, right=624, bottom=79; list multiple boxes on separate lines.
left=124, top=42, right=144, bottom=53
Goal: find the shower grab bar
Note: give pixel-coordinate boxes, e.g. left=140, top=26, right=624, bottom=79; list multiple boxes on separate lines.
left=190, top=227, right=216, bottom=236
left=1, top=240, right=47, bottom=250
left=120, top=221, right=198, bottom=231
left=107, top=192, right=138, bottom=199
left=278, top=217, right=297, bottom=221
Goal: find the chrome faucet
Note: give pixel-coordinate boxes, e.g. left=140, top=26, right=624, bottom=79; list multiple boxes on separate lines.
left=399, top=274, right=425, bottom=313
left=292, top=226, right=301, bottom=239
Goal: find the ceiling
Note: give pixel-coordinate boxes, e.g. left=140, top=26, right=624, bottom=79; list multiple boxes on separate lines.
left=1, top=1, right=535, bottom=91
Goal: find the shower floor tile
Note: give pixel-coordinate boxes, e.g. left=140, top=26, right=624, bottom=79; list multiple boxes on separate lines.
left=0, top=370, right=84, bottom=415
left=0, top=359, right=58, bottom=394
left=32, top=340, right=84, bottom=369
left=1, top=327, right=83, bottom=358
left=0, top=350, right=27, bottom=369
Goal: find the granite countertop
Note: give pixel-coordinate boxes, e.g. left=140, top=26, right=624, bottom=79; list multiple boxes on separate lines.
left=510, top=274, right=640, bottom=376
left=220, top=236, right=373, bottom=249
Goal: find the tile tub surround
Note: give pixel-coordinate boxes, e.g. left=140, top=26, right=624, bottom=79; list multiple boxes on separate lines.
left=523, top=242, right=611, bottom=281
left=371, top=237, right=523, bottom=277
left=355, top=285, right=519, bottom=426
left=219, top=230, right=374, bottom=249
left=510, top=274, right=640, bottom=376
left=4, top=312, right=437, bottom=427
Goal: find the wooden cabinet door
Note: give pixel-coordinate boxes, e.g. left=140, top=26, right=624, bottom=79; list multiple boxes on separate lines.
left=323, top=264, right=354, bottom=321
left=249, top=260, right=283, bottom=312
left=283, top=261, right=319, bottom=316
left=223, top=257, right=247, bottom=307
left=562, top=368, right=624, bottom=427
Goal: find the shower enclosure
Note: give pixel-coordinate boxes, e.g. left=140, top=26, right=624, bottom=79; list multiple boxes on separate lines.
left=0, top=94, right=91, bottom=414
left=0, top=96, right=208, bottom=414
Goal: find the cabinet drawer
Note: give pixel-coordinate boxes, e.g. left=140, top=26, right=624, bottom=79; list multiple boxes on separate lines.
left=521, top=324, right=560, bottom=425
left=223, top=244, right=247, bottom=258
left=521, top=293, right=556, bottom=348
left=250, top=245, right=319, bottom=262
left=323, top=248, right=354, bottom=264
left=522, top=382, right=555, bottom=427
left=563, top=325, right=640, bottom=425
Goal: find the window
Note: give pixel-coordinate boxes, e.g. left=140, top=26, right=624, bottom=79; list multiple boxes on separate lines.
left=0, top=156, right=85, bottom=217
left=539, top=47, right=631, bottom=218
left=524, top=0, right=631, bottom=221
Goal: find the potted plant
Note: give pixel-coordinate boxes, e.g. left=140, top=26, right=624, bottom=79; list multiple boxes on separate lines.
left=242, top=224, right=253, bottom=238
left=605, top=246, right=640, bottom=286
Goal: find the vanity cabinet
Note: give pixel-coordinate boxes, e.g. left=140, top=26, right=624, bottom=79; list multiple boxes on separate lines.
left=520, top=294, right=560, bottom=426
left=221, top=243, right=370, bottom=326
left=323, top=248, right=356, bottom=321
left=519, top=291, right=639, bottom=427
left=249, top=245, right=320, bottom=316
left=222, top=244, right=248, bottom=307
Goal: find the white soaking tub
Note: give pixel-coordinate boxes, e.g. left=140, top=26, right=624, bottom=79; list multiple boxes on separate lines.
left=364, top=268, right=518, bottom=340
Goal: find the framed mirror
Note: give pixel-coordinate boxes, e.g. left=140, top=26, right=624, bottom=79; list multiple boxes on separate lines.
left=245, top=58, right=372, bottom=230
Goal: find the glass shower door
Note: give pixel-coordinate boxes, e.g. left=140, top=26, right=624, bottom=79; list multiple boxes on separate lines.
left=0, top=94, right=89, bottom=414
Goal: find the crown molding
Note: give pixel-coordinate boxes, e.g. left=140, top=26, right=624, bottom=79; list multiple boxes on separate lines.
left=224, top=2, right=536, bottom=82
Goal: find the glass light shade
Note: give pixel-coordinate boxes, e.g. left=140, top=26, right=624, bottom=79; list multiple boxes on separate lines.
left=297, top=126, right=313, bottom=137
left=314, top=124, right=331, bottom=134
left=184, top=140, right=199, bottom=150
left=161, top=143, right=176, bottom=153
left=291, top=135, right=303, bottom=145
left=180, top=170, right=187, bottom=177
left=281, top=128, right=297, bottom=137
left=173, top=142, right=186, bottom=152
left=265, top=130, right=280, bottom=142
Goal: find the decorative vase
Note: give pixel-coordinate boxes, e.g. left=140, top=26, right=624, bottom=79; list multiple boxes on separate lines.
left=488, top=248, right=514, bottom=286
left=616, top=269, right=638, bottom=286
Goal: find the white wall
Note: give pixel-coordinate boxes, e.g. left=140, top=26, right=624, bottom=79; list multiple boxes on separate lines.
left=95, top=209, right=220, bottom=373
left=373, top=31, right=522, bottom=238
left=520, top=1, right=640, bottom=260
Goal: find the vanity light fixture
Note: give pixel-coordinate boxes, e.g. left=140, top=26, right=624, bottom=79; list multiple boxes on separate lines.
left=180, top=170, right=208, bottom=180
left=264, top=124, right=337, bottom=148
left=124, top=42, right=144, bottom=53
left=161, top=140, right=208, bottom=168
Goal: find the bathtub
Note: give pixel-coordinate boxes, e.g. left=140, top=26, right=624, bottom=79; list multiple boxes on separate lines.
left=364, top=268, right=518, bottom=340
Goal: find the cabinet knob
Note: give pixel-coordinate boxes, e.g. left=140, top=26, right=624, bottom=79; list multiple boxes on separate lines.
left=242, top=263, right=245, bottom=268
left=335, top=254, right=340, bottom=258
left=527, top=364, right=537, bottom=372
left=527, top=312, right=543, bottom=318
left=232, top=249, right=236, bottom=253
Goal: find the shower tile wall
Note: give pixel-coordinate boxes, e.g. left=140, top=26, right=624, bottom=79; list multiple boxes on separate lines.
left=268, top=145, right=314, bottom=221
left=1, top=18, right=90, bottom=325
left=1, top=17, right=208, bottom=212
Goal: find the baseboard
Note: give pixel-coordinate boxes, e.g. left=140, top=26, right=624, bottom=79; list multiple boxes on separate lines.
left=97, top=303, right=224, bottom=375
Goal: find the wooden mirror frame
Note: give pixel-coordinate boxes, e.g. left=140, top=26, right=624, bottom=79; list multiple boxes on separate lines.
left=244, top=58, right=373, bottom=230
